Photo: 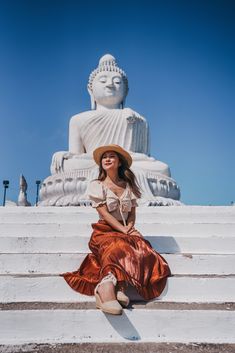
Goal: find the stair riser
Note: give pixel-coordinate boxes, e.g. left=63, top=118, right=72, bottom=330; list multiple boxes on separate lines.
left=1, top=254, right=234, bottom=276
left=1, top=236, right=234, bottom=254
left=0, top=206, right=234, bottom=224
left=1, top=223, right=235, bottom=236
left=1, top=213, right=235, bottom=224
left=0, top=309, right=234, bottom=345
left=1, top=276, right=234, bottom=303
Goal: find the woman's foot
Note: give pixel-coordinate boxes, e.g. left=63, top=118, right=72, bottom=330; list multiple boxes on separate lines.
left=117, top=290, right=130, bottom=307
left=97, top=281, right=116, bottom=302
left=95, top=281, right=123, bottom=315
left=116, top=283, right=130, bottom=307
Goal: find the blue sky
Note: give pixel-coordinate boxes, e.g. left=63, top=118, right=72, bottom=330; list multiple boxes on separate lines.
left=0, top=0, right=234, bottom=206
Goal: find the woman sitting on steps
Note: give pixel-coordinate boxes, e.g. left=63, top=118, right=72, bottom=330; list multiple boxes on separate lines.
left=61, top=144, right=171, bottom=315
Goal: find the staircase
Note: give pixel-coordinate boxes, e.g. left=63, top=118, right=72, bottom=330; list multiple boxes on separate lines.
left=0, top=206, right=235, bottom=352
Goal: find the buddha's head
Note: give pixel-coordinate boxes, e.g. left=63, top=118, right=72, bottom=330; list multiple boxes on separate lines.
left=88, top=54, right=129, bottom=110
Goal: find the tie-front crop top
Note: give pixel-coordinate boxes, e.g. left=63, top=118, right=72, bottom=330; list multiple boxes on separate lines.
left=87, top=180, right=138, bottom=226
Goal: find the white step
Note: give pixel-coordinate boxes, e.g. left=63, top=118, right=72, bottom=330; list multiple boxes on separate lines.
left=0, top=309, right=234, bottom=344
left=1, top=235, right=234, bottom=254
left=1, top=206, right=234, bottom=349
left=0, top=206, right=234, bottom=224
left=1, top=253, right=234, bottom=276
left=1, top=222, right=234, bottom=237
left=1, top=275, right=234, bottom=303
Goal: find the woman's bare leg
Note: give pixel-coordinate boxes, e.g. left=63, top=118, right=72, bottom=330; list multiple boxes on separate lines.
left=97, top=281, right=116, bottom=302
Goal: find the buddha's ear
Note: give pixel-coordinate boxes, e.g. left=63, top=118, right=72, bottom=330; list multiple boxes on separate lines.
left=87, top=85, right=96, bottom=110
left=121, top=97, right=126, bottom=109
left=121, top=87, right=128, bottom=109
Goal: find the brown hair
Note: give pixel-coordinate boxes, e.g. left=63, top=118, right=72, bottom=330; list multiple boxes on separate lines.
left=97, top=152, right=141, bottom=198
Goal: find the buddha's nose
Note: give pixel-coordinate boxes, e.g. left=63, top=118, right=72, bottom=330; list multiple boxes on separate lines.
left=105, top=80, right=114, bottom=87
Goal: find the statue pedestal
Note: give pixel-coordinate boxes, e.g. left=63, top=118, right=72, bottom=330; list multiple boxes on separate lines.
left=39, top=163, right=182, bottom=206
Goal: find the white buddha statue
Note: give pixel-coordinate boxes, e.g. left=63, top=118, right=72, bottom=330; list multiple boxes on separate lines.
left=39, top=54, right=182, bottom=206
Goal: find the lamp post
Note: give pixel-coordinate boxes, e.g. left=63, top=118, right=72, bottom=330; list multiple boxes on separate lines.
left=35, top=180, right=41, bottom=206
left=2, top=180, right=9, bottom=206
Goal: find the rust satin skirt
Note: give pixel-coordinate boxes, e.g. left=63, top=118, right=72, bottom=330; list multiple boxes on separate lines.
left=61, top=220, right=171, bottom=300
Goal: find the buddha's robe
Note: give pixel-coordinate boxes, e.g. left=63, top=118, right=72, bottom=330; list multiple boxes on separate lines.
left=69, top=109, right=150, bottom=156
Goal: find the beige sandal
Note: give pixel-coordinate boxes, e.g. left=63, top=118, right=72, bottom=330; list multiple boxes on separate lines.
left=117, top=291, right=130, bottom=307
left=94, top=273, right=123, bottom=315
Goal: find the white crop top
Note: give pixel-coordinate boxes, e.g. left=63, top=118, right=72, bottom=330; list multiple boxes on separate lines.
left=87, top=180, right=138, bottom=226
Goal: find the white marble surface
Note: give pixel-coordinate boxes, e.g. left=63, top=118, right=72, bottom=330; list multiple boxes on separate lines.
left=0, top=206, right=234, bottom=346
left=1, top=309, right=235, bottom=344
left=1, top=276, right=235, bottom=304
left=1, top=253, right=234, bottom=275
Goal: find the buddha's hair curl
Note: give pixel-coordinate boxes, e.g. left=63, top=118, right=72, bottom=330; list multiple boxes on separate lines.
left=88, top=56, right=129, bottom=94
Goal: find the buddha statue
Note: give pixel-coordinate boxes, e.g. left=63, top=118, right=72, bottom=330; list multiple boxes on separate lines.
left=39, top=54, right=182, bottom=206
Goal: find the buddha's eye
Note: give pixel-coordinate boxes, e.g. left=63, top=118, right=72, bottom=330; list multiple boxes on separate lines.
left=113, top=78, right=121, bottom=84
left=99, top=76, right=107, bottom=83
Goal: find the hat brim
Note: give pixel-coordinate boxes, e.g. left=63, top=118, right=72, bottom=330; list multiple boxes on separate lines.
left=93, top=144, right=132, bottom=167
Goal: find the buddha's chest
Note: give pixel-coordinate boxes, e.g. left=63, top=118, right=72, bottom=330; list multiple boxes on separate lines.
left=79, top=110, right=147, bottom=153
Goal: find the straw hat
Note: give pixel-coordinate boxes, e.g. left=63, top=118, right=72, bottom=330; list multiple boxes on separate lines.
left=93, top=144, right=132, bottom=167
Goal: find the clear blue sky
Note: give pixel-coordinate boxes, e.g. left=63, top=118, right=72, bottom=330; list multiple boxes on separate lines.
left=0, top=0, right=234, bottom=206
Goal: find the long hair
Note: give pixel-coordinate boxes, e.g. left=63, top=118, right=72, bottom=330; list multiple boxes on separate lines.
left=97, top=152, right=141, bottom=198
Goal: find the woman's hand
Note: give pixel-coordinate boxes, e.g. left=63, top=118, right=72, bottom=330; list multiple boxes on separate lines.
left=121, top=225, right=130, bottom=234
left=126, top=223, right=134, bottom=233
left=121, top=224, right=134, bottom=234
left=121, top=224, right=142, bottom=236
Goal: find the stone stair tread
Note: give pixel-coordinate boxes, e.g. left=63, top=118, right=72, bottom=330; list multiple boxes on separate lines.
left=0, top=309, right=235, bottom=345
left=1, top=253, right=235, bottom=275
left=1, top=223, right=235, bottom=237
left=1, top=275, right=235, bottom=303
left=1, top=235, right=234, bottom=254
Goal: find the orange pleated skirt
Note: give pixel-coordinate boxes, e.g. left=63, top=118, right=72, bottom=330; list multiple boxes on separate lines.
left=61, top=220, right=171, bottom=300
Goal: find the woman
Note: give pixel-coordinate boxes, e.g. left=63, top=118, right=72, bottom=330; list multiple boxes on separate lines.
left=61, top=144, right=171, bottom=315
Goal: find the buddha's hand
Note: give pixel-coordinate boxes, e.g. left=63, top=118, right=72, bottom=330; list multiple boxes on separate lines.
left=51, top=151, right=73, bottom=173
left=123, top=108, right=146, bottom=124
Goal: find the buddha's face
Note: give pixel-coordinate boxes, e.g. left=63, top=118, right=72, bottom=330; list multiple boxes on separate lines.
left=91, top=71, right=126, bottom=108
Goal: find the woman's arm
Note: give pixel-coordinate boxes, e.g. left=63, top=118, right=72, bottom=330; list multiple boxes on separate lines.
left=126, top=207, right=143, bottom=237
left=127, top=206, right=136, bottom=230
left=96, top=204, right=127, bottom=234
